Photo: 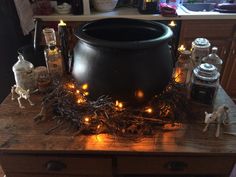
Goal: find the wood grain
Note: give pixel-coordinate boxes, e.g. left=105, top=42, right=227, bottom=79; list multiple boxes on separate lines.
left=0, top=87, right=236, bottom=177
left=0, top=87, right=235, bottom=155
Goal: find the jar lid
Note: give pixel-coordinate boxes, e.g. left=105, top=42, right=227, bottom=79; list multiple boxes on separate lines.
left=193, top=63, right=220, bottom=82
left=192, top=38, right=211, bottom=48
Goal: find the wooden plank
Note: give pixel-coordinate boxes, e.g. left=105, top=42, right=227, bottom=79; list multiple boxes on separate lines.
left=0, top=88, right=235, bottom=154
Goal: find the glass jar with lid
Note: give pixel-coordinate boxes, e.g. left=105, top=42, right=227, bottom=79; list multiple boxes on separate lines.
left=202, top=46, right=223, bottom=73
left=191, top=38, right=211, bottom=67
left=190, top=63, right=220, bottom=105
left=12, top=54, right=36, bottom=92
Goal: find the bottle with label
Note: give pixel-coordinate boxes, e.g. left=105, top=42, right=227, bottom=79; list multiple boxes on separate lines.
left=173, top=50, right=193, bottom=86
left=12, top=54, right=36, bottom=92
left=202, top=47, right=223, bottom=73
left=43, top=28, right=64, bottom=82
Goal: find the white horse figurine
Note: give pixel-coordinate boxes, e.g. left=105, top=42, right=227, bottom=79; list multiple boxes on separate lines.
left=203, top=104, right=229, bottom=137
left=11, top=85, right=34, bottom=109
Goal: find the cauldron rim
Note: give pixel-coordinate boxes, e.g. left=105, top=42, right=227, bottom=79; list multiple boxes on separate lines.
left=75, top=18, right=173, bottom=49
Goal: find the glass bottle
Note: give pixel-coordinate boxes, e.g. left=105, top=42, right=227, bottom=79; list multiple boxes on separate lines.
left=190, top=63, right=220, bottom=105
left=173, top=50, right=193, bottom=86
left=202, top=47, right=223, bottom=73
left=12, top=54, right=36, bottom=92
left=43, top=28, right=64, bottom=82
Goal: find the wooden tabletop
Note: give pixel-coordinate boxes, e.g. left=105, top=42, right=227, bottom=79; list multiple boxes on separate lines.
left=0, top=87, right=236, bottom=155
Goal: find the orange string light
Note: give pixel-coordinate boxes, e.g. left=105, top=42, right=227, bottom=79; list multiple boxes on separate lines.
left=82, top=84, right=88, bottom=90
left=145, top=107, right=153, bottom=114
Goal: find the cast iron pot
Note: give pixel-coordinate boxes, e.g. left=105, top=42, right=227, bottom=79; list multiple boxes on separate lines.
left=73, top=18, right=173, bottom=105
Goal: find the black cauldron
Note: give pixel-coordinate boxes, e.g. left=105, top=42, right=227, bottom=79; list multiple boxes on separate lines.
left=73, top=18, right=173, bottom=105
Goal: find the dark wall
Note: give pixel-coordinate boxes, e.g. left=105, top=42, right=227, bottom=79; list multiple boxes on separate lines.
left=0, top=0, right=32, bottom=103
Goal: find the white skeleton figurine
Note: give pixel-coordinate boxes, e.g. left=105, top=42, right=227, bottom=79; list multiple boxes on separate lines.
left=203, top=104, right=229, bottom=137
left=11, top=85, right=34, bottom=109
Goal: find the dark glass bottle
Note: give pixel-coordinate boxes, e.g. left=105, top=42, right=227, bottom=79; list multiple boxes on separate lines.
left=71, top=0, right=83, bottom=15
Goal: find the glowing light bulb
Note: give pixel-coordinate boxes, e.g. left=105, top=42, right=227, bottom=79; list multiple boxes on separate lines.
left=83, top=117, right=90, bottom=125
left=77, top=98, right=85, bottom=104
left=84, top=92, right=89, bottom=96
left=135, top=90, right=144, bottom=99
left=145, top=107, right=153, bottom=114
left=82, top=84, right=88, bottom=90
left=67, top=83, right=75, bottom=89
left=115, top=100, right=123, bottom=109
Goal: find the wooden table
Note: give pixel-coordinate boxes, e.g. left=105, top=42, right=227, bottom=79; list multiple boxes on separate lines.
left=0, top=87, right=236, bottom=177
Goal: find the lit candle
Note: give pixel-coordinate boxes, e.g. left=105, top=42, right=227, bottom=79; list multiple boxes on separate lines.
left=58, top=20, right=69, bottom=74
left=168, top=21, right=177, bottom=27
left=178, top=44, right=186, bottom=52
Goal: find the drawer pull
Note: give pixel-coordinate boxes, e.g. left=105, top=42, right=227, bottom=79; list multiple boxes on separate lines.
left=46, top=161, right=66, bottom=171
left=165, top=161, right=188, bottom=171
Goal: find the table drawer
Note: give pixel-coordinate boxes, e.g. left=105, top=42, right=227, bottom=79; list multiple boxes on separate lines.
left=6, top=174, right=109, bottom=177
left=0, top=155, right=112, bottom=176
left=117, top=156, right=235, bottom=175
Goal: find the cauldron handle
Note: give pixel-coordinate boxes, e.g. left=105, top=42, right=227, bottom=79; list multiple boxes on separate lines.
left=33, top=18, right=43, bottom=52
left=169, top=44, right=176, bottom=67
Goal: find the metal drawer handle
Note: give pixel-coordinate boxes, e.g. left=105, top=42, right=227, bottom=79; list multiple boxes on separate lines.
left=46, top=161, right=66, bottom=171
left=165, top=161, right=188, bottom=171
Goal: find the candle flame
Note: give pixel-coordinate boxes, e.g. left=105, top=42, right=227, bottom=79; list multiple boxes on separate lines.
left=168, top=21, right=176, bottom=27
left=178, top=45, right=186, bottom=52
left=59, top=20, right=66, bottom=26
